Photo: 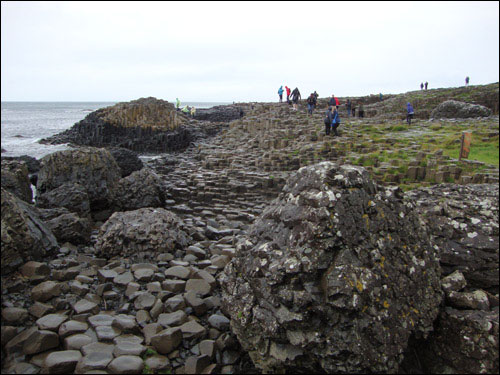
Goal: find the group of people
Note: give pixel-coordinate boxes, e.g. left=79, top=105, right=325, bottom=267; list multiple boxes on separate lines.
left=420, top=82, right=429, bottom=90
left=278, top=86, right=304, bottom=111
left=176, top=98, right=196, bottom=117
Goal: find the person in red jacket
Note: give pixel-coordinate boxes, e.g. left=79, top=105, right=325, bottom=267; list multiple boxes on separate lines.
left=285, top=86, right=291, bottom=105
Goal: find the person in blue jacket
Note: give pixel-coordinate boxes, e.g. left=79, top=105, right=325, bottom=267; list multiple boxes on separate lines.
left=331, top=107, right=341, bottom=136
left=406, top=102, right=415, bottom=125
left=278, top=86, right=284, bottom=103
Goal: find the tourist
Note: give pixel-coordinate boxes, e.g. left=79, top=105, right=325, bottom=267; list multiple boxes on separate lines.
left=406, top=102, right=415, bottom=125
left=324, top=107, right=333, bottom=135
left=465, top=76, right=470, bottom=86
left=285, top=86, right=291, bottom=104
left=291, top=87, right=301, bottom=111
left=425, top=81, right=428, bottom=90
left=176, top=98, right=181, bottom=111
left=358, top=103, right=364, bottom=118
left=182, top=105, right=190, bottom=114
left=190, top=106, right=196, bottom=118
left=307, top=93, right=316, bottom=115
left=278, top=86, right=284, bottom=103
left=352, top=104, right=356, bottom=117
left=331, top=107, right=341, bottom=136
left=379, top=93, right=383, bottom=101
left=346, top=99, right=351, bottom=117
left=420, top=82, right=424, bottom=90
left=313, top=91, right=319, bottom=103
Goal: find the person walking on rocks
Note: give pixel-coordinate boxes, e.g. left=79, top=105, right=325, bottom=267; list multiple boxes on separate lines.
left=278, top=86, right=284, bottom=103
left=190, top=106, right=196, bottom=118
left=465, top=76, right=470, bottom=86
left=346, top=99, right=352, bottom=117
left=285, top=86, right=291, bottom=104
left=176, top=98, right=181, bottom=111
left=331, top=106, right=341, bottom=136
left=425, top=81, right=428, bottom=90
left=324, top=106, right=333, bottom=135
left=307, top=93, right=316, bottom=115
left=406, top=102, right=415, bottom=125
left=420, top=82, right=424, bottom=90
left=291, top=87, right=301, bottom=111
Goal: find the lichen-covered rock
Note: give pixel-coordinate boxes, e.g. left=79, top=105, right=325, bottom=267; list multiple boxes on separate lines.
left=220, top=162, right=442, bottom=373
left=95, top=207, right=190, bottom=259
left=431, top=100, right=492, bottom=119
left=36, top=147, right=121, bottom=215
left=113, top=168, right=165, bottom=211
left=406, top=183, right=499, bottom=293
left=1, top=188, right=58, bottom=273
left=36, top=182, right=91, bottom=218
left=1, top=159, right=33, bottom=203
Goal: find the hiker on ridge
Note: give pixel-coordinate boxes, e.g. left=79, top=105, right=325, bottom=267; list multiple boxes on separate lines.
left=290, top=87, right=301, bottom=111
left=176, top=98, right=181, bottom=111
left=307, top=93, right=316, bottom=115
left=406, top=102, right=415, bottom=125
left=465, top=76, right=470, bottom=86
left=331, top=106, right=341, bottom=136
left=346, top=99, right=352, bottom=117
left=420, top=82, right=424, bottom=90
left=285, top=86, right=291, bottom=104
left=324, top=107, right=333, bottom=135
left=425, top=82, right=428, bottom=90
left=278, top=86, right=284, bottom=103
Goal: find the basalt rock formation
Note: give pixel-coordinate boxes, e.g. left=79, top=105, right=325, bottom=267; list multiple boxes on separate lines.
left=220, top=162, right=443, bottom=373
left=431, top=100, right=492, bottom=119
left=39, top=97, right=226, bottom=153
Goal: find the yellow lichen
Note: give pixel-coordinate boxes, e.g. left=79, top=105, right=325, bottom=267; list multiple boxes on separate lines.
left=383, top=300, right=389, bottom=308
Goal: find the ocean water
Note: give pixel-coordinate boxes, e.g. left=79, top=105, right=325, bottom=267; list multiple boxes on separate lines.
left=1, top=101, right=229, bottom=160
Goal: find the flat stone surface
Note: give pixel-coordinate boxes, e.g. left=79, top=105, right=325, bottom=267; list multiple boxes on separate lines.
left=75, top=351, right=114, bottom=373
left=208, top=314, right=230, bottom=331
left=81, top=341, right=116, bottom=356
left=113, top=271, right=134, bottom=285
left=23, top=329, right=59, bottom=355
left=185, top=278, right=212, bottom=296
left=164, top=265, right=191, bottom=280
left=35, top=313, right=68, bottom=331
left=134, top=292, right=156, bottom=310
left=158, top=310, right=188, bottom=327
left=31, top=281, right=61, bottom=302
left=95, top=325, right=121, bottom=341
left=107, top=355, right=144, bottom=374
left=1, top=307, right=29, bottom=325
left=151, top=327, right=183, bottom=355
left=88, top=314, right=115, bottom=328
left=179, top=320, right=207, bottom=340
left=113, top=341, right=146, bottom=356
left=59, top=320, right=89, bottom=338
left=63, top=333, right=94, bottom=350
left=73, top=299, right=99, bottom=315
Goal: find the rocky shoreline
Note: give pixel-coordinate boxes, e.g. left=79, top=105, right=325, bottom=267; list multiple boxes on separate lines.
left=1, top=86, right=498, bottom=374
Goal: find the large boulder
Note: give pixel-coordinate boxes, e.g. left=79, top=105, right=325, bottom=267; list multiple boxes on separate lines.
left=108, top=147, right=144, bottom=177
left=36, top=182, right=91, bottom=218
left=406, top=183, right=499, bottom=293
left=220, top=162, right=442, bottom=373
left=36, top=147, right=121, bottom=216
left=431, top=100, right=492, bottom=119
left=1, top=188, right=59, bottom=273
left=1, top=159, right=33, bottom=203
left=95, top=207, right=191, bottom=259
left=38, top=207, right=92, bottom=245
left=113, top=168, right=166, bottom=211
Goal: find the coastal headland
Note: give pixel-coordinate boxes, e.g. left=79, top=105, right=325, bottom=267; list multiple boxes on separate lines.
left=1, top=83, right=499, bottom=374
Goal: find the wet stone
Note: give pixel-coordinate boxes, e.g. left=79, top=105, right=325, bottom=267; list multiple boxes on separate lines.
left=29, top=302, right=55, bottom=319
left=134, top=292, right=156, bottom=310
left=207, top=314, right=230, bottom=331
left=72, top=299, right=99, bottom=315
left=158, top=310, right=188, bottom=327
left=164, top=266, right=191, bottom=280
left=58, top=320, right=88, bottom=338
left=81, top=341, right=116, bottom=356
left=31, top=281, right=61, bottom=302
left=88, top=314, right=115, bottom=328
left=63, top=333, right=94, bottom=350
left=75, top=351, right=114, bottom=373
left=113, top=341, right=146, bottom=356
left=113, top=271, right=134, bottom=286
left=95, top=325, right=121, bottom=341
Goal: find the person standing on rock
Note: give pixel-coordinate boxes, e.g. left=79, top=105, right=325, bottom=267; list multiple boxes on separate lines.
left=425, top=81, right=428, bottom=90
left=465, top=76, right=470, bottom=86
left=190, top=106, right=196, bottom=118
left=324, top=107, right=333, bottom=135
left=358, top=102, right=364, bottom=118
left=291, top=87, right=301, bottom=111
left=285, top=86, right=291, bottom=104
left=420, top=82, right=424, bottom=90
left=331, top=106, right=341, bottom=136
left=307, top=93, right=316, bottom=115
left=176, top=98, right=181, bottom=111
left=346, top=99, right=352, bottom=117
left=278, top=86, right=284, bottom=103
left=406, top=102, right=415, bottom=125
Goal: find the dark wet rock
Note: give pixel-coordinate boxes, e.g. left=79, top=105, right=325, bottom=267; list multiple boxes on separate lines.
left=113, top=168, right=166, bottom=211
left=151, top=327, right=183, bottom=354
left=23, top=329, right=60, bottom=355
left=36, top=182, right=91, bottom=218
left=108, top=147, right=144, bottom=177
left=42, top=210, right=92, bottom=245
left=220, top=162, right=442, bottom=373
left=406, top=183, right=499, bottom=293
left=431, top=100, right=492, bottom=119
left=1, top=308, right=29, bottom=325
left=20, top=260, right=51, bottom=278
left=1, top=188, right=59, bottom=274
left=95, top=207, right=191, bottom=259
left=194, top=105, right=245, bottom=122
left=35, top=313, right=68, bottom=331
left=1, top=155, right=41, bottom=174
left=418, top=307, right=499, bottom=374
left=1, top=159, right=33, bottom=202
left=36, top=147, right=121, bottom=216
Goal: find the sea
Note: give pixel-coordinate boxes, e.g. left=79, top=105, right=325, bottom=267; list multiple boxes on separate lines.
left=1, top=101, right=230, bottom=160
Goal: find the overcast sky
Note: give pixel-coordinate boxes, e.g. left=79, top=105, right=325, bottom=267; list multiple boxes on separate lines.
left=1, top=1, right=499, bottom=102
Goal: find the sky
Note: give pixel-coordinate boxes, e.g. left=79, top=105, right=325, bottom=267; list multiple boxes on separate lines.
left=1, top=1, right=499, bottom=102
